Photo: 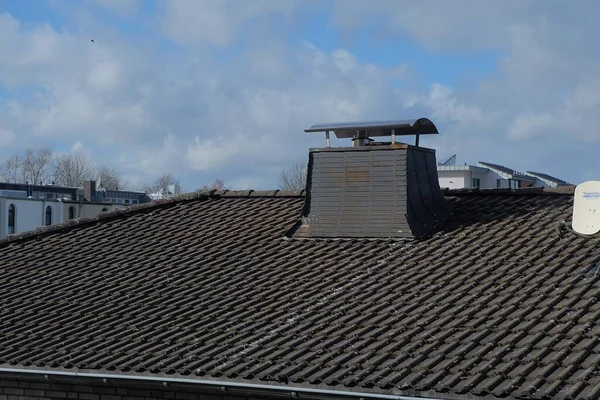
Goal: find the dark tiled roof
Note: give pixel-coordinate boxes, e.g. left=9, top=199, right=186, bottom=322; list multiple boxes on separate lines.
left=2, top=187, right=600, bottom=399
left=526, top=171, right=571, bottom=186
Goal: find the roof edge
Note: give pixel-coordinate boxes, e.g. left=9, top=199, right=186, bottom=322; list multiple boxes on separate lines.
left=0, top=189, right=306, bottom=246
left=0, top=366, right=437, bottom=400
left=525, top=171, right=572, bottom=185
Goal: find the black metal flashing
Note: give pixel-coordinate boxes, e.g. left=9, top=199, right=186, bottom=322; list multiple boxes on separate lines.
left=304, top=118, right=438, bottom=138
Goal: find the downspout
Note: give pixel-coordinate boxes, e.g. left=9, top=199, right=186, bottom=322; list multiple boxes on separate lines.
left=0, top=368, right=437, bottom=400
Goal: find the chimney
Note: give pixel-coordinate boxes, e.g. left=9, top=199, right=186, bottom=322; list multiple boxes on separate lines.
left=84, top=180, right=96, bottom=202
left=289, top=118, right=449, bottom=239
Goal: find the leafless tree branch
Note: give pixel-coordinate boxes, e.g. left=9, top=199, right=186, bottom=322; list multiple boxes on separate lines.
left=97, top=165, right=122, bottom=190
left=52, top=151, right=96, bottom=187
left=0, top=148, right=126, bottom=191
left=0, top=155, right=24, bottom=183
left=21, top=148, right=53, bottom=184
left=151, top=173, right=180, bottom=195
left=279, top=162, right=307, bottom=191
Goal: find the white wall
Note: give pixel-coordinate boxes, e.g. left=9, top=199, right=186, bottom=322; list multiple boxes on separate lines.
left=480, top=170, right=504, bottom=189
left=63, top=202, right=121, bottom=219
left=1, top=198, right=46, bottom=236
left=0, top=197, right=129, bottom=238
left=438, top=168, right=516, bottom=189
left=0, top=198, right=65, bottom=237
left=438, top=170, right=469, bottom=189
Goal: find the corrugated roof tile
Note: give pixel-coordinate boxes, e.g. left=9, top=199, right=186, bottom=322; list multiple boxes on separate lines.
left=2, top=190, right=600, bottom=399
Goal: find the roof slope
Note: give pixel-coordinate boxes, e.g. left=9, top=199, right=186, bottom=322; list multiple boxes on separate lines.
left=477, top=161, right=518, bottom=176
left=526, top=171, right=571, bottom=187
left=1, top=188, right=600, bottom=399
left=478, top=162, right=534, bottom=181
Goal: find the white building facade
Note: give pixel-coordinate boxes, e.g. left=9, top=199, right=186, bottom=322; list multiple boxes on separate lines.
left=0, top=180, right=154, bottom=239
left=0, top=197, right=122, bottom=239
left=437, top=160, right=570, bottom=190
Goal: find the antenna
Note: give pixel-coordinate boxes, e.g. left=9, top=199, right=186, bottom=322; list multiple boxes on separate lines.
left=439, top=154, right=456, bottom=166
left=572, top=181, right=600, bottom=235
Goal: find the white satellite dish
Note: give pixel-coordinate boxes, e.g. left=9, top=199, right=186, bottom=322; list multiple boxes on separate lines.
left=572, top=181, right=600, bottom=235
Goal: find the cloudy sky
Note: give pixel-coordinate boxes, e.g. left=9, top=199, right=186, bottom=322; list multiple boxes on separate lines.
left=1, top=0, right=598, bottom=190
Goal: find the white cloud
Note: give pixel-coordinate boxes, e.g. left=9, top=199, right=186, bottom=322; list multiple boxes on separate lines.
left=330, top=0, right=525, bottom=52
left=161, top=0, right=298, bottom=48
left=118, top=133, right=182, bottom=179
left=418, top=83, right=487, bottom=126
left=508, top=112, right=555, bottom=141
left=1, top=0, right=600, bottom=190
left=89, top=0, right=139, bottom=16
left=185, top=137, right=244, bottom=172
left=70, top=141, right=86, bottom=154
left=0, top=127, right=16, bottom=147
left=227, top=175, right=268, bottom=191
left=330, top=0, right=600, bottom=148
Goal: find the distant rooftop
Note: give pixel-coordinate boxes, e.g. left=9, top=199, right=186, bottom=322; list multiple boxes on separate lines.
left=477, top=161, right=535, bottom=180
left=437, top=164, right=489, bottom=173
left=526, top=171, right=572, bottom=186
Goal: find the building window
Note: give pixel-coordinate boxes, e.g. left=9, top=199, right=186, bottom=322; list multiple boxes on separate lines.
left=8, top=204, right=15, bottom=234
left=45, top=206, right=52, bottom=226
left=68, top=206, right=75, bottom=220
left=125, top=199, right=130, bottom=204
left=472, top=178, right=481, bottom=188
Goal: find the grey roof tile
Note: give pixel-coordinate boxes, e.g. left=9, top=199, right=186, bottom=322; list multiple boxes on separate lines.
left=0, top=188, right=598, bottom=399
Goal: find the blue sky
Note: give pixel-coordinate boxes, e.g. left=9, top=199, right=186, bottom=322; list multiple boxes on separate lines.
left=0, top=0, right=599, bottom=190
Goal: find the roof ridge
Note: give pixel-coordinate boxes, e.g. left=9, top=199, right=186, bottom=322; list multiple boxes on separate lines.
left=0, top=189, right=306, bottom=246
left=0, top=186, right=573, bottom=246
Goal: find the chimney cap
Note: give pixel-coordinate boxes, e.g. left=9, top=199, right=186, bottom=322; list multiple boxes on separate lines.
left=304, top=117, right=439, bottom=138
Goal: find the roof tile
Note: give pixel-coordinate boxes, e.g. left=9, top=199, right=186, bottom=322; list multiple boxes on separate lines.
left=1, top=189, right=600, bottom=399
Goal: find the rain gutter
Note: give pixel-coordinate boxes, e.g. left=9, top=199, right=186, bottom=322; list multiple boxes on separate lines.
left=0, top=368, right=438, bottom=400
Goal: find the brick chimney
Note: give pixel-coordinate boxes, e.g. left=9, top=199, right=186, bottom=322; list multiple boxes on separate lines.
left=84, top=180, right=97, bottom=202
left=289, top=118, right=449, bottom=239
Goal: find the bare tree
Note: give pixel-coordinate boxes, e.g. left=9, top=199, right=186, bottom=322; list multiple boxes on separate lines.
left=209, top=178, right=226, bottom=190
left=120, top=179, right=147, bottom=192
left=279, top=162, right=307, bottom=191
left=0, top=148, right=126, bottom=190
left=152, top=173, right=179, bottom=195
left=0, top=155, right=24, bottom=183
left=21, top=148, right=53, bottom=184
left=52, top=151, right=95, bottom=187
left=97, top=165, right=122, bottom=190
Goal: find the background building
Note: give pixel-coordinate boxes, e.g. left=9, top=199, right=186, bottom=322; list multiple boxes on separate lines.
left=437, top=155, right=571, bottom=189
left=0, top=180, right=153, bottom=239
